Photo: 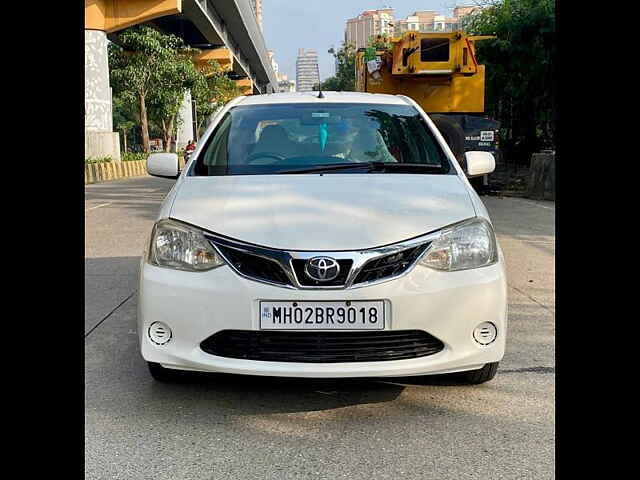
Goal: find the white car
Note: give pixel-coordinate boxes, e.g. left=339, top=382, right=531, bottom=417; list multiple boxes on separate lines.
left=139, top=92, right=507, bottom=384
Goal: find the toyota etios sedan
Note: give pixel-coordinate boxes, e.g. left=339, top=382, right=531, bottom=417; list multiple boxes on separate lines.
left=140, top=91, right=507, bottom=384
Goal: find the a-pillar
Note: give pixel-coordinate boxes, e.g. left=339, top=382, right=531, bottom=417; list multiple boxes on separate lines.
left=85, top=29, right=120, bottom=160
left=175, top=90, right=194, bottom=151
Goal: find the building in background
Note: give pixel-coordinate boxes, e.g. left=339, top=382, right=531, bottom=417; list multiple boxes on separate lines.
left=453, top=5, right=481, bottom=19
left=344, top=5, right=482, bottom=44
left=345, top=8, right=395, bottom=50
left=394, top=7, right=480, bottom=35
left=268, top=50, right=279, bottom=78
left=249, top=0, right=263, bottom=31
left=278, top=74, right=296, bottom=93
left=268, top=50, right=296, bottom=92
left=296, top=49, right=320, bottom=92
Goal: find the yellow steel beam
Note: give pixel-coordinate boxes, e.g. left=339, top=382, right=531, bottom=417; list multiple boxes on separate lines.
left=85, top=0, right=108, bottom=30
left=85, top=0, right=182, bottom=33
left=235, top=78, right=253, bottom=95
left=466, top=35, right=496, bottom=42
left=194, top=49, right=233, bottom=67
left=194, top=48, right=234, bottom=75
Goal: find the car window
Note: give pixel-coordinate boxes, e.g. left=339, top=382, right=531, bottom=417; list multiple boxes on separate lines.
left=192, top=103, right=453, bottom=175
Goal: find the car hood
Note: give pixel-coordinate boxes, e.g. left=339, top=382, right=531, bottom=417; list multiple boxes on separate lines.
left=169, top=174, right=476, bottom=251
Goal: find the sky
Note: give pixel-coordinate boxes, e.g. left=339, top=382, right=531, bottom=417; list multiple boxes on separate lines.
left=261, top=0, right=459, bottom=83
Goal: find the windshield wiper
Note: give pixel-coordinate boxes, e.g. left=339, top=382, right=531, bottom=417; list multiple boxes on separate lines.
left=276, top=163, right=373, bottom=174
left=366, top=162, right=445, bottom=172
left=276, top=162, right=445, bottom=175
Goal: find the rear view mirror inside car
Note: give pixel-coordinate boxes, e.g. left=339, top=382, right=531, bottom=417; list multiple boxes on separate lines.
left=300, top=111, right=343, bottom=125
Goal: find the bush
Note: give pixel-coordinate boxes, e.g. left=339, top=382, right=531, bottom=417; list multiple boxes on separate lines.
left=121, top=152, right=149, bottom=162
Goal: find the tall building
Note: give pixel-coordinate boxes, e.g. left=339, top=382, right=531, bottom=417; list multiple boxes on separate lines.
left=295, top=49, right=320, bottom=92
left=345, top=8, right=395, bottom=50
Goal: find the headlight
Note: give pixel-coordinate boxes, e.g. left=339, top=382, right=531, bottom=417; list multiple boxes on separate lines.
left=148, top=219, right=225, bottom=272
left=419, top=218, right=497, bottom=271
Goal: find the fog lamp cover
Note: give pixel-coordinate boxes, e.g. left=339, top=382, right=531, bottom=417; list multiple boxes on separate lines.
left=473, top=322, right=497, bottom=345
left=148, top=322, right=172, bottom=345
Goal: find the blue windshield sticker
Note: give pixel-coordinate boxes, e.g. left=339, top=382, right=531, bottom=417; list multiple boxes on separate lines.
left=312, top=112, right=330, bottom=118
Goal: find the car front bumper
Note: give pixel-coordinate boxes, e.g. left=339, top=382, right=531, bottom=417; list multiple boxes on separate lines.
left=138, top=253, right=507, bottom=378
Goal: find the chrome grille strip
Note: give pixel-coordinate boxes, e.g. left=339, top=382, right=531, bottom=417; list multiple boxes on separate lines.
left=205, top=231, right=441, bottom=290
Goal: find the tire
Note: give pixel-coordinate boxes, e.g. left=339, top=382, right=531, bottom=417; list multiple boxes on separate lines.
left=430, top=115, right=466, bottom=168
left=456, top=362, right=499, bottom=385
left=147, top=361, right=181, bottom=382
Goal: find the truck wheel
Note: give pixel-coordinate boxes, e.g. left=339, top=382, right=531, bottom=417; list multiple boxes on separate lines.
left=430, top=115, right=466, bottom=168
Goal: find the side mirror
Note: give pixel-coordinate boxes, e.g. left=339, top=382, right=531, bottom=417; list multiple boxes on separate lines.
left=465, top=151, right=495, bottom=177
left=147, top=153, right=179, bottom=179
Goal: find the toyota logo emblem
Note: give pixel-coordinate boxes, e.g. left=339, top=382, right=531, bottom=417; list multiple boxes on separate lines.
left=305, top=257, right=340, bottom=282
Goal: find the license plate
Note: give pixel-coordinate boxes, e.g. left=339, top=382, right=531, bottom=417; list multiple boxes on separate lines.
left=259, top=301, right=385, bottom=330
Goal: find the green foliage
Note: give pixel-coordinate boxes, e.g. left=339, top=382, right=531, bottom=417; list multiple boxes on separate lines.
left=318, top=42, right=357, bottom=92
left=368, top=35, right=392, bottom=51
left=109, top=25, right=185, bottom=105
left=466, top=0, right=556, bottom=161
left=109, top=26, right=200, bottom=152
left=109, top=25, right=242, bottom=150
left=121, top=152, right=149, bottom=162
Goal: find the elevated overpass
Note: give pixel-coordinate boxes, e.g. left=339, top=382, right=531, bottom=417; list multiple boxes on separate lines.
left=85, top=0, right=278, bottom=159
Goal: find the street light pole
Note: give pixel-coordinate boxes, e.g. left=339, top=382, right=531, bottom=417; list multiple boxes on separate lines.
left=192, top=99, right=199, bottom=141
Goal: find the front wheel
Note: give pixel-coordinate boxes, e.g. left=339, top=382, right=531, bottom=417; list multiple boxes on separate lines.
left=147, top=361, right=182, bottom=382
left=454, top=362, right=499, bottom=384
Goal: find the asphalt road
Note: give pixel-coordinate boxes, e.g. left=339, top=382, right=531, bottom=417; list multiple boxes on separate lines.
left=85, top=176, right=555, bottom=480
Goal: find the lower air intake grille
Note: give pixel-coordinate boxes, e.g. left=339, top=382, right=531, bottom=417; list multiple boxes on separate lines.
left=353, top=243, right=431, bottom=285
left=200, top=329, right=444, bottom=363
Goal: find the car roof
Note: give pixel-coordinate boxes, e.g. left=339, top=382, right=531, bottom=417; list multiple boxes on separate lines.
left=237, top=91, right=409, bottom=106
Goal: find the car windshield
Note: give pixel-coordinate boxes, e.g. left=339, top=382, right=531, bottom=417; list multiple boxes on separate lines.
left=191, top=103, right=453, bottom=176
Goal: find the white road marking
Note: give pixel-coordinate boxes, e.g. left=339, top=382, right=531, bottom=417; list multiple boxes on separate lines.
left=85, top=203, right=112, bottom=212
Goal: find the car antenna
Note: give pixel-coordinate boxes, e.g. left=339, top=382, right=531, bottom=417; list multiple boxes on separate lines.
left=316, top=62, right=324, bottom=99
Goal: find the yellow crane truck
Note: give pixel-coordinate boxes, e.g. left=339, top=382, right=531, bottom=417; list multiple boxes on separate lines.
left=356, top=31, right=498, bottom=178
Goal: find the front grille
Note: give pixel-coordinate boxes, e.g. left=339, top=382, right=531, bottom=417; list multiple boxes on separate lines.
left=215, top=245, right=292, bottom=287
left=353, top=243, right=431, bottom=285
left=292, top=259, right=353, bottom=287
left=200, top=329, right=444, bottom=363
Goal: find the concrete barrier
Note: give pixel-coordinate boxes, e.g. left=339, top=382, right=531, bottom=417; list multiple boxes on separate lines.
left=84, top=157, right=187, bottom=184
left=528, top=151, right=555, bottom=201
left=85, top=160, right=147, bottom=184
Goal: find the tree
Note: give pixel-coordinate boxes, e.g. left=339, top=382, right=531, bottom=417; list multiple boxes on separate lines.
left=109, top=26, right=198, bottom=153
left=112, top=94, right=137, bottom=153
left=191, top=60, right=241, bottom=137
left=368, top=34, right=392, bottom=50
left=318, top=42, right=357, bottom=92
left=146, top=53, right=200, bottom=151
left=466, top=0, right=555, bottom=162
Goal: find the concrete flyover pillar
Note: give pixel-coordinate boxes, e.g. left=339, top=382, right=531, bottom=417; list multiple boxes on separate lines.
left=85, top=29, right=121, bottom=160
left=176, top=90, right=194, bottom=151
